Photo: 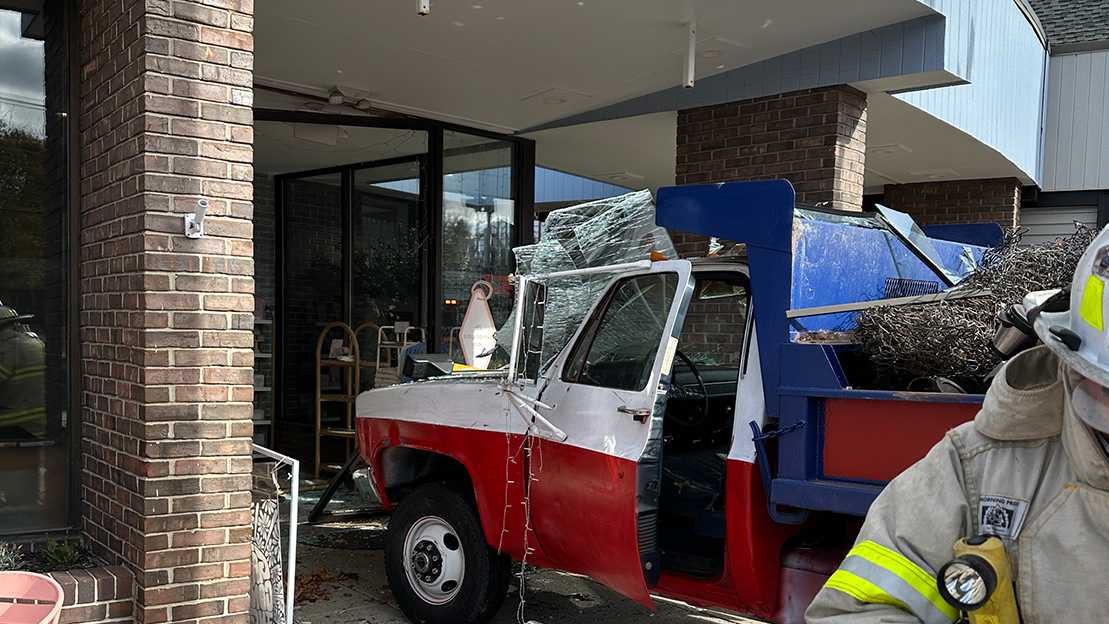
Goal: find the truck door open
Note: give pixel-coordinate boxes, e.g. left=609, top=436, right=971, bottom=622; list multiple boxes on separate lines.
left=520, top=261, right=693, bottom=607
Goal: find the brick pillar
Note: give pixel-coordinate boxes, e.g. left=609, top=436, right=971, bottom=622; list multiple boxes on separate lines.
left=673, top=85, right=867, bottom=256
left=881, top=178, right=1022, bottom=227
left=676, top=86, right=867, bottom=207
left=79, top=1, right=255, bottom=622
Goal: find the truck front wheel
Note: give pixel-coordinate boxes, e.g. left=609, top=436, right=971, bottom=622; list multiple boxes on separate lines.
left=385, top=483, right=510, bottom=624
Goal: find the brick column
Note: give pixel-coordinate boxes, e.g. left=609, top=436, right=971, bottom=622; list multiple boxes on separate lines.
left=79, top=1, right=255, bottom=622
left=673, top=86, right=866, bottom=256
left=676, top=86, right=867, bottom=208
left=881, top=178, right=1022, bottom=227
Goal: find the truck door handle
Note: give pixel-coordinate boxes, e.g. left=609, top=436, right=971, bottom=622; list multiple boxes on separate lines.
left=617, top=405, right=652, bottom=422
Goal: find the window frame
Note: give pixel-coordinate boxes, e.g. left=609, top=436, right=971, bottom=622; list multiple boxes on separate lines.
left=560, top=271, right=679, bottom=391
left=0, top=0, right=81, bottom=536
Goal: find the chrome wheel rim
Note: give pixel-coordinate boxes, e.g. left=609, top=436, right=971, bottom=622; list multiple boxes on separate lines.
left=402, top=515, right=465, bottom=605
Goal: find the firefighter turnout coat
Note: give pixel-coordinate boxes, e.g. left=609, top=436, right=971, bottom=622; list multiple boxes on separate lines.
left=0, top=327, right=46, bottom=437
left=806, top=345, right=1109, bottom=624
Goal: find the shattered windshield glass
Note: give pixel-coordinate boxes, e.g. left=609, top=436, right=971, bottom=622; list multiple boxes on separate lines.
left=496, top=190, right=676, bottom=372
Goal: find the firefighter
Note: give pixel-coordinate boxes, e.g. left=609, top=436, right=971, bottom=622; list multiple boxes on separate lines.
left=0, top=302, right=46, bottom=438
left=806, top=227, right=1109, bottom=623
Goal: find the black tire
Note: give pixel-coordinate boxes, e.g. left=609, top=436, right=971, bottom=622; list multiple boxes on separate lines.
left=386, top=483, right=509, bottom=624
left=477, top=552, right=511, bottom=623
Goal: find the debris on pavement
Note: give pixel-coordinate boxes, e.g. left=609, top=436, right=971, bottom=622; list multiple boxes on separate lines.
left=295, top=568, right=360, bottom=604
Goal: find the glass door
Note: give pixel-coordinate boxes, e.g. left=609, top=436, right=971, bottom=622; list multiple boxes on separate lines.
left=439, top=131, right=517, bottom=358
left=279, top=172, right=344, bottom=459
left=351, top=159, right=425, bottom=331
left=276, top=159, right=428, bottom=463
left=351, top=159, right=426, bottom=386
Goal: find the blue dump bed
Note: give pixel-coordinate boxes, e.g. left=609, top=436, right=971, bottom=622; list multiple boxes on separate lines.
left=656, top=181, right=999, bottom=520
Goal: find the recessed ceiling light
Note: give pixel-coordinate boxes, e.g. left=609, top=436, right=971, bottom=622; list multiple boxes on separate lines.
left=496, top=15, right=505, bottom=20
left=452, top=20, right=465, bottom=26
left=577, top=1, right=584, bottom=5
left=716, top=64, right=725, bottom=70
left=472, top=3, right=483, bottom=8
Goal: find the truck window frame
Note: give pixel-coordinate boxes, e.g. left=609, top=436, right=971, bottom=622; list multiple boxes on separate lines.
left=561, top=271, right=679, bottom=391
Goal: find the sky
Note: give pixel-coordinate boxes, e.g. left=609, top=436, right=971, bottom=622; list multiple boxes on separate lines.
left=0, top=9, right=46, bottom=135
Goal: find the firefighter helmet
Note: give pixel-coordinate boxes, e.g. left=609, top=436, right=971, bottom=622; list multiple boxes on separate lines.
left=1026, top=226, right=1109, bottom=385
left=0, top=303, right=33, bottom=329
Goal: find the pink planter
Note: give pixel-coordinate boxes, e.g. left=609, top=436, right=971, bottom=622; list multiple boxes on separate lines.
left=0, top=571, right=64, bottom=624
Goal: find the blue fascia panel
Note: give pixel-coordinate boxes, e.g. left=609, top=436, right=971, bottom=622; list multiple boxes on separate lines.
left=523, top=14, right=949, bottom=134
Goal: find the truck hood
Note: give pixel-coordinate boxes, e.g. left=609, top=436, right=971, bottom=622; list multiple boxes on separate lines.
left=355, top=374, right=514, bottom=430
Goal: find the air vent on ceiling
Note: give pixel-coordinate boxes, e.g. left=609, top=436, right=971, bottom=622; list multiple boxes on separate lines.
left=520, top=87, right=592, bottom=106
left=597, top=171, right=645, bottom=185
left=908, top=168, right=960, bottom=180
left=869, top=143, right=912, bottom=157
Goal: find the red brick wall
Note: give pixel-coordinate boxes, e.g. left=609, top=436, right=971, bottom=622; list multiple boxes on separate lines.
left=53, top=566, right=134, bottom=624
left=881, top=178, right=1021, bottom=227
left=675, top=85, right=868, bottom=211
left=79, top=0, right=255, bottom=622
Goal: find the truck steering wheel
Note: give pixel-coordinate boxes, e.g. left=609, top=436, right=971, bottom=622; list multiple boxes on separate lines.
left=669, top=350, right=710, bottom=428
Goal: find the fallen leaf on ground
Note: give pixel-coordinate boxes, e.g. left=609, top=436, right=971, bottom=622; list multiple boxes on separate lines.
left=295, top=568, right=358, bottom=604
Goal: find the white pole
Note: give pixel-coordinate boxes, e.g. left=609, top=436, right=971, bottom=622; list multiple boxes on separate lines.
left=286, top=458, right=299, bottom=622
left=507, top=275, right=528, bottom=384
left=684, top=22, right=696, bottom=88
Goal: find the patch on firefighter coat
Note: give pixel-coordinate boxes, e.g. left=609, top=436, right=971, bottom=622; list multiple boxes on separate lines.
left=978, top=495, right=1029, bottom=539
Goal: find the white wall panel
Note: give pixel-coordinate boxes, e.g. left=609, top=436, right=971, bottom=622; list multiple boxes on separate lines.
left=1020, top=205, right=1097, bottom=245
left=897, top=0, right=1047, bottom=185
left=1042, top=51, right=1109, bottom=191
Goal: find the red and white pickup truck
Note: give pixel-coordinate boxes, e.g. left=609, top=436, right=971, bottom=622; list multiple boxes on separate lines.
left=354, top=181, right=996, bottom=624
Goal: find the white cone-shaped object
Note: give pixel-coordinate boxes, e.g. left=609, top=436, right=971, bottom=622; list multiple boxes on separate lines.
left=460, top=281, right=497, bottom=369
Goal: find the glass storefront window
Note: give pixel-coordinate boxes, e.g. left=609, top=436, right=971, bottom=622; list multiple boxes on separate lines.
left=440, top=131, right=516, bottom=357
left=0, top=3, right=71, bottom=533
left=353, top=160, right=424, bottom=329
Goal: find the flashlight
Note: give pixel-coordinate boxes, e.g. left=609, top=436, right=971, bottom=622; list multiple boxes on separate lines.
left=937, top=535, right=1020, bottom=623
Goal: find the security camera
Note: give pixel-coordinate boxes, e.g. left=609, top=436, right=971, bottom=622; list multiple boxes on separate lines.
left=419, top=0, right=430, bottom=15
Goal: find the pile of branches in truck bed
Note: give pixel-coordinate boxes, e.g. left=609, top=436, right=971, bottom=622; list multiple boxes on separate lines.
left=855, top=224, right=1096, bottom=386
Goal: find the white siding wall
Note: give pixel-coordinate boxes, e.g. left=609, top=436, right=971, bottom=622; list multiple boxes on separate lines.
left=898, top=0, right=1047, bottom=184
left=1042, top=50, right=1109, bottom=192
left=1020, top=205, right=1097, bottom=245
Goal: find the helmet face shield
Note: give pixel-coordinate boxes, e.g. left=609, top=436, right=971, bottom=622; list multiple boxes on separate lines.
left=1069, top=373, right=1109, bottom=435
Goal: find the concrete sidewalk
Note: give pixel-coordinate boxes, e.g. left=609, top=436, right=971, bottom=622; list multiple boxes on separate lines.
left=291, top=518, right=764, bottom=624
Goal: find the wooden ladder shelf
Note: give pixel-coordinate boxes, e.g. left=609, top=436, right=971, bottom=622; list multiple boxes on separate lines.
left=313, top=321, right=375, bottom=478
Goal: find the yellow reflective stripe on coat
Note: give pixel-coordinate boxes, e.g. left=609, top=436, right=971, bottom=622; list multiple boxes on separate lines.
left=824, top=540, right=958, bottom=624
left=0, top=406, right=46, bottom=426
left=8, top=364, right=45, bottom=382
left=825, top=569, right=910, bottom=610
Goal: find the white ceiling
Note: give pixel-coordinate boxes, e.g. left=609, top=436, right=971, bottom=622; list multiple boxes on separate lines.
left=254, top=0, right=934, bottom=134
left=862, top=91, right=1033, bottom=192
left=526, top=112, right=676, bottom=192
left=519, top=92, right=1033, bottom=194
left=254, top=121, right=427, bottom=176
left=255, top=1, right=1027, bottom=196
